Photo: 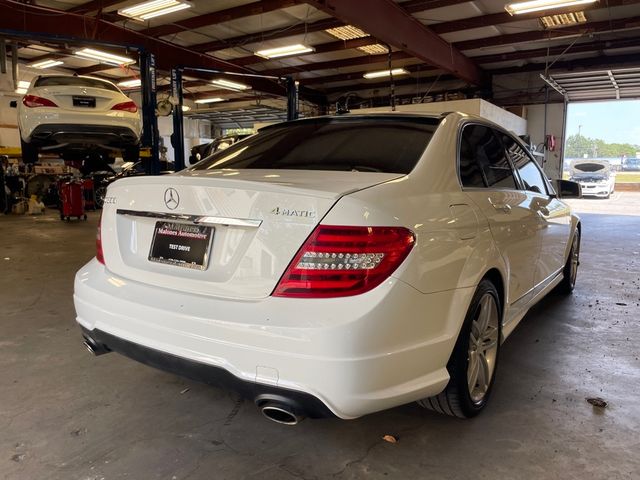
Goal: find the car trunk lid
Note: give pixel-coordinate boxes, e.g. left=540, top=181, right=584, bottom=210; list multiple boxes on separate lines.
left=101, top=170, right=402, bottom=299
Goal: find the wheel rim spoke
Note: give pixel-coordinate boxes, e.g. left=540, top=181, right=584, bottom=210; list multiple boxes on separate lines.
left=467, top=292, right=500, bottom=404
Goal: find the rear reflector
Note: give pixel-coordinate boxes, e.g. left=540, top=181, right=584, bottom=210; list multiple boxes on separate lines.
left=111, top=100, right=138, bottom=113
left=96, top=219, right=105, bottom=265
left=273, top=225, right=415, bottom=298
left=22, top=95, right=58, bottom=108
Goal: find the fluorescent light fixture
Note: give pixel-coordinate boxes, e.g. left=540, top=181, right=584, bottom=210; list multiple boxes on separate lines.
left=182, top=105, right=191, bottom=111
left=357, top=44, right=389, bottom=55
left=15, top=80, right=30, bottom=94
left=325, top=25, right=368, bottom=40
left=540, top=11, right=587, bottom=27
left=118, top=79, right=142, bottom=88
left=194, top=97, right=225, bottom=104
left=255, top=44, right=315, bottom=59
left=505, top=0, right=597, bottom=15
left=363, top=68, right=409, bottom=79
left=211, top=78, right=250, bottom=91
left=75, top=48, right=135, bottom=66
left=119, top=0, right=191, bottom=20
left=30, top=59, right=64, bottom=69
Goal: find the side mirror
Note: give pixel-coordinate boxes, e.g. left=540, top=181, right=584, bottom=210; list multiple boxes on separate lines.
left=554, top=179, right=581, bottom=199
left=9, top=101, right=17, bottom=108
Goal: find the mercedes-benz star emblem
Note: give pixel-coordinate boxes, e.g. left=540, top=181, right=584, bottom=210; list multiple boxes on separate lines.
left=164, top=188, right=180, bottom=210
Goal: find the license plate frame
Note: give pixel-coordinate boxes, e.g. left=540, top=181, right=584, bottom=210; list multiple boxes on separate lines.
left=148, top=221, right=214, bottom=270
left=72, top=96, right=96, bottom=108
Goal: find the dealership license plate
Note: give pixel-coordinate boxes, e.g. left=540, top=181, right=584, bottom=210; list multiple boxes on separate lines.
left=73, top=96, right=96, bottom=108
left=148, top=222, right=213, bottom=270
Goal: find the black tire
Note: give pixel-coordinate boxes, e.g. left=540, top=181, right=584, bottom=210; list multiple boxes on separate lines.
left=20, top=138, right=39, bottom=164
left=418, top=279, right=501, bottom=418
left=83, top=214, right=87, bottom=221
left=122, top=145, right=140, bottom=162
left=556, top=228, right=580, bottom=294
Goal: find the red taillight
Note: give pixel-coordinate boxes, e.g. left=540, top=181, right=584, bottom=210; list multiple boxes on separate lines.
left=22, top=95, right=58, bottom=108
left=273, top=225, right=415, bottom=298
left=111, top=100, right=138, bottom=113
left=96, top=221, right=105, bottom=265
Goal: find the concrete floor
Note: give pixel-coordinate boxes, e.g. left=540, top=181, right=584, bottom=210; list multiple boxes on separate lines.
left=1, top=194, right=639, bottom=480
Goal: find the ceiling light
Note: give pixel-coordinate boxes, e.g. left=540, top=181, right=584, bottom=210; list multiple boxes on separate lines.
left=505, top=0, right=597, bottom=15
left=30, top=59, right=64, bottom=69
left=74, top=48, right=135, bottom=66
left=363, top=68, right=409, bottom=79
left=357, top=44, right=389, bottom=55
left=211, top=79, right=250, bottom=91
left=182, top=105, right=191, bottom=111
left=325, top=25, right=368, bottom=40
left=118, top=79, right=142, bottom=88
left=119, top=0, right=191, bottom=21
left=254, top=44, right=315, bottom=59
left=540, top=11, right=587, bottom=27
left=194, top=97, right=225, bottom=104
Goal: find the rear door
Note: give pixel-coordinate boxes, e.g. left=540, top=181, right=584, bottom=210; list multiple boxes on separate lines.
left=499, top=133, right=571, bottom=287
left=459, top=123, right=542, bottom=311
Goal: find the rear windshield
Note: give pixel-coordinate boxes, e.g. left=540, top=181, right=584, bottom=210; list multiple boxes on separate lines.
left=34, top=76, right=120, bottom=92
left=191, top=116, right=441, bottom=174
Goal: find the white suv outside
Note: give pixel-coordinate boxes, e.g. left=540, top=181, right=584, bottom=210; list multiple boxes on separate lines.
left=16, top=75, right=142, bottom=164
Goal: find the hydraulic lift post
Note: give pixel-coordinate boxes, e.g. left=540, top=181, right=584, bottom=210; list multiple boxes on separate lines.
left=140, top=51, right=161, bottom=175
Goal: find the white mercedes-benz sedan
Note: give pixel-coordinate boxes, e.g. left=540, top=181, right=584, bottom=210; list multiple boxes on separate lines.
left=17, top=75, right=142, bottom=164
left=74, top=113, right=581, bottom=424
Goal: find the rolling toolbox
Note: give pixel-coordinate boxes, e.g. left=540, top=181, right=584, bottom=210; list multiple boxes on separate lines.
left=59, top=180, right=87, bottom=221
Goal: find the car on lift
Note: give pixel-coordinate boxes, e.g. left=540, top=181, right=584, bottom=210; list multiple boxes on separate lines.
left=75, top=113, right=581, bottom=424
left=569, top=159, right=616, bottom=198
left=16, top=75, right=142, bottom=165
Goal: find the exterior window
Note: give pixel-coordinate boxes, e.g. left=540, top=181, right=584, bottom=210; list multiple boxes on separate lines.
left=500, top=134, right=548, bottom=195
left=459, top=124, right=517, bottom=189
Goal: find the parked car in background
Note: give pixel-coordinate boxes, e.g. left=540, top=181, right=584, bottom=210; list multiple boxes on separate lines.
left=16, top=75, right=142, bottom=165
left=75, top=113, right=581, bottom=424
left=622, top=157, right=640, bottom=171
left=189, top=133, right=252, bottom=164
left=569, top=159, right=616, bottom=198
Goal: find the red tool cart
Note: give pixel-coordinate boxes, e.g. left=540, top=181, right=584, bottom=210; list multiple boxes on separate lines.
left=59, top=180, right=87, bottom=221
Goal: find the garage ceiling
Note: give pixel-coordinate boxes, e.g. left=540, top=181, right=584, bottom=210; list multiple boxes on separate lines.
left=2, top=0, right=640, bottom=112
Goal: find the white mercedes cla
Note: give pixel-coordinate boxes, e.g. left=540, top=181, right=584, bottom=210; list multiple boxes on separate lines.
left=74, top=113, right=581, bottom=424
left=17, top=75, right=142, bottom=164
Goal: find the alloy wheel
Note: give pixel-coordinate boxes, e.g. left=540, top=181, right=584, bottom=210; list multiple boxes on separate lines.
left=467, top=293, right=500, bottom=404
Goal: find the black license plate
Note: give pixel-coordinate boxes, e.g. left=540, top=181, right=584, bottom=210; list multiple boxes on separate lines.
left=73, top=96, right=96, bottom=108
left=148, top=222, right=213, bottom=270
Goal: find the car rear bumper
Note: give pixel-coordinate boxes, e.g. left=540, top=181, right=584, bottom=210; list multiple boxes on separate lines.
left=74, top=259, right=474, bottom=419
left=26, top=123, right=139, bottom=148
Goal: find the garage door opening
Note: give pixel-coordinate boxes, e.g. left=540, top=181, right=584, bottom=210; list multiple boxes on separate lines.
left=563, top=99, right=640, bottom=215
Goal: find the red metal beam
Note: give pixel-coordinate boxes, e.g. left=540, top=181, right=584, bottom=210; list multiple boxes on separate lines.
left=189, top=18, right=342, bottom=53
left=142, top=0, right=302, bottom=38
left=231, top=37, right=380, bottom=66
left=0, top=1, right=307, bottom=101
left=305, top=0, right=484, bottom=85
left=261, top=51, right=413, bottom=77
left=69, top=0, right=123, bottom=14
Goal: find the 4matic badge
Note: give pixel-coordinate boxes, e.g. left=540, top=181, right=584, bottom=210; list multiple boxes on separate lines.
left=270, top=206, right=316, bottom=218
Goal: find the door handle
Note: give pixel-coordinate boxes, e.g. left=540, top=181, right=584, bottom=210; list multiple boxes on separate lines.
left=491, top=203, right=512, bottom=214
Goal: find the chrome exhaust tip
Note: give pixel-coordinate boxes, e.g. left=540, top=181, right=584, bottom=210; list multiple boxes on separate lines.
left=83, top=337, right=110, bottom=356
left=261, top=403, right=304, bottom=425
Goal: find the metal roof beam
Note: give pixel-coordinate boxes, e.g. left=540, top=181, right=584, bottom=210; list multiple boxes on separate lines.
left=142, top=0, right=302, bottom=38
left=304, top=0, right=484, bottom=85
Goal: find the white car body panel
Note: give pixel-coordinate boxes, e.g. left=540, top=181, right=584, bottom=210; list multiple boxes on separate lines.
left=17, top=75, right=141, bottom=147
left=74, top=112, right=579, bottom=419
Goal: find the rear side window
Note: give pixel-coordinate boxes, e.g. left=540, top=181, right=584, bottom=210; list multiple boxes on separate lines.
left=500, top=134, right=548, bottom=195
left=34, top=76, right=120, bottom=92
left=459, top=124, right=517, bottom=189
left=191, top=116, right=440, bottom=174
